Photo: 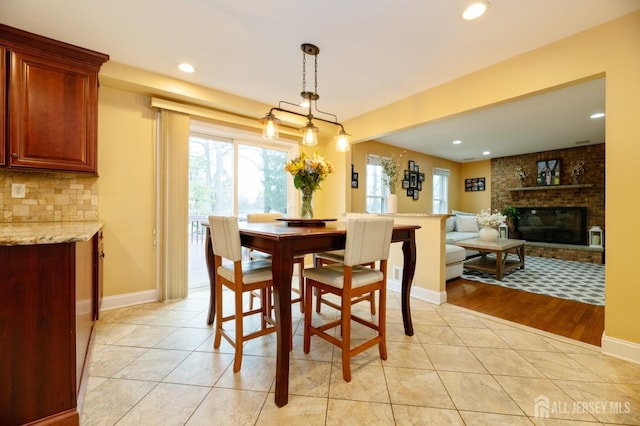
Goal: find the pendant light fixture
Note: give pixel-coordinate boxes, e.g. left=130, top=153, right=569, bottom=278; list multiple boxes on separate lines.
left=261, top=43, right=351, bottom=152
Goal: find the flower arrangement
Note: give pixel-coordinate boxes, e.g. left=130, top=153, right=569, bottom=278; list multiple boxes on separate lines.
left=381, top=157, right=400, bottom=194
left=284, top=151, right=333, bottom=192
left=284, top=151, right=333, bottom=217
left=570, top=159, right=586, bottom=182
left=476, top=209, right=506, bottom=228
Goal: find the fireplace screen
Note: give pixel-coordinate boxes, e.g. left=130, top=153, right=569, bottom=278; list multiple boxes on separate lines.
left=515, top=207, right=587, bottom=245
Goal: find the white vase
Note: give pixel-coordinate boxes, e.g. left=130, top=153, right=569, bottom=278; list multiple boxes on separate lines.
left=386, top=194, right=398, bottom=213
left=478, top=226, right=499, bottom=242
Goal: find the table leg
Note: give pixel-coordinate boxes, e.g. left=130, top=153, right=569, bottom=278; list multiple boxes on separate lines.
left=401, top=231, right=417, bottom=336
left=271, top=244, right=294, bottom=407
left=496, top=250, right=504, bottom=281
left=518, top=245, right=525, bottom=270
left=204, top=226, right=216, bottom=325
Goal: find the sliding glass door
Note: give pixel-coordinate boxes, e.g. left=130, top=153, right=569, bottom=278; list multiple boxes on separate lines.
left=187, top=122, right=294, bottom=290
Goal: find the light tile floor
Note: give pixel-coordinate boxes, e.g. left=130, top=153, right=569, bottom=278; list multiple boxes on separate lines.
left=81, top=289, right=640, bottom=425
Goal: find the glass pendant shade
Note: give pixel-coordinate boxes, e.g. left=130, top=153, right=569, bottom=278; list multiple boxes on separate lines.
left=261, top=113, right=280, bottom=139
left=336, top=129, right=350, bottom=152
left=301, top=122, right=319, bottom=146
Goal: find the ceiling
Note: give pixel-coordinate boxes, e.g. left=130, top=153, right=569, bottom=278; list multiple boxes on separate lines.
left=2, top=0, right=639, bottom=161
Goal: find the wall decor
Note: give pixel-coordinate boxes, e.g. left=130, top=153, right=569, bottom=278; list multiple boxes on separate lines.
left=409, top=172, right=418, bottom=188
left=402, top=160, right=423, bottom=200
left=351, top=164, right=359, bottom=188
left=465, top=177, right=485, bottom=191
left=537, top=159, right=561, bottom=185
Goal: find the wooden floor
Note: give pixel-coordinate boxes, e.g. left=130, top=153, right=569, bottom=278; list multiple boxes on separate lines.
left=446, top=277, right=604, bottom=347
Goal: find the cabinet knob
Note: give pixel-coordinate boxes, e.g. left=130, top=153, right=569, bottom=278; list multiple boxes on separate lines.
left=11, top=153, right=18, bottom=159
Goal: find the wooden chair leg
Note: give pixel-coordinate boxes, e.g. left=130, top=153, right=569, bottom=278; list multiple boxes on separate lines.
left=214, top=281, right=223, bottom=349
left=379, top=285, right=387, bottom=360
left=303, top=280, right=313, bottom=354
left=233, top=288, right=244, bottom=373
left=298, top=262, right=305, bottom=313
left=259, top=288, right=267, bottom=330
left=341, top=290, right=352, bottom=382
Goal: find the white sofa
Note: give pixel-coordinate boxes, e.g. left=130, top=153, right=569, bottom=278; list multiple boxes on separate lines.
left=445, top=244, right=466, bottom=280
left=444, top=211, right=480, bottom=279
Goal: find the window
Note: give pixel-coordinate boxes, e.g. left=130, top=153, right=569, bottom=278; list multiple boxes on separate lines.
left=188, top=121, right=294, bottom=221
left=187, top=121, right=294, bottom=290
left=432, top=168, right=450, bottom=214
left=366, top=154, right=387, bottom=213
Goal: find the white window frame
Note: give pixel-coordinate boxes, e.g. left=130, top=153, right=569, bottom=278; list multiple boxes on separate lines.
left=432, top=168, right=450, bottom=214
left=366, top=154, right=391, bottom=213
left=189, top=120, right=298, bottom=216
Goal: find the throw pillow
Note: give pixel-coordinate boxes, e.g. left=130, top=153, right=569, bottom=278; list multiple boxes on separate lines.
left=452, top=209, right=475, bottom=216
left=456, top=215, right=479, bottom=232
left=445, top=216, right=456, bottom=232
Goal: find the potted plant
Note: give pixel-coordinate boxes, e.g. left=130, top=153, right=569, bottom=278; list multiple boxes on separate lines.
left=501, top=206, right=520, bottom=223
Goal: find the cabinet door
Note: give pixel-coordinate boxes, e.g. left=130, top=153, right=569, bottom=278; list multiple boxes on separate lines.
left=0, top=243, right=76, bottom=425
left=0, top=47, right=5, bottom=165
left=8, top=50, right=98, bottom=173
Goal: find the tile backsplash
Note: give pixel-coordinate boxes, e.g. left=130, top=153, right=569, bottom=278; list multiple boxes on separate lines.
left=0, top=170, right=98, bottom=223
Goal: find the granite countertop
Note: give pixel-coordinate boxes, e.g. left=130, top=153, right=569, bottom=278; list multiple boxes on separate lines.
left=0, top=221, right=103, bottom=246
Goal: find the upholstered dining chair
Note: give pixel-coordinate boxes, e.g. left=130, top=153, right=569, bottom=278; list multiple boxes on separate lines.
left=314, top=212, right=377, bottom=315
left=303, top=216, right=394, bottom=382
left=209, top=215, right=276, bottom=372
left=246, top=212, right=305, bottom=313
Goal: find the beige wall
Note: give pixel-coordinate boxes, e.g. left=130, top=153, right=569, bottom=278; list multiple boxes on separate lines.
left=98, top=86, right=156, bottom=296
left=94, top=12, right=640, bottom=348
left=460, top=160, right=492, bottom=213
left=345, top=12, right=640, bottom=346
left=350, top=141, right=460, bottom=214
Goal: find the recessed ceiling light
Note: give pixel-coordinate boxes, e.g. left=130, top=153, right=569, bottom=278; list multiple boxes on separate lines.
left=462, top=1, right=490, bottom=20
left=590, top=112, right=605, bottom=119
left=453, top=140, right=462, bottom=145
left=178, top=63, right=195, bottom=73
left=482, top=151, right=491, bottom=156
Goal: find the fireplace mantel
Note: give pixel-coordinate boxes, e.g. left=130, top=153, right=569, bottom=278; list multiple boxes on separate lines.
left=508, top=183, right=593, bottom=192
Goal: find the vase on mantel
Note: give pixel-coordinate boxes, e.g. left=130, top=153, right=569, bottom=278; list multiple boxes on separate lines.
left=300, top=188, right=314, bottom=218
left=478, top=227, right=499, bottom=242
left=386, top=194, right=398, bottom=214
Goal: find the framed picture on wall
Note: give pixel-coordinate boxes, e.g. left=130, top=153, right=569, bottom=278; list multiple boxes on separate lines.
left=409, top=172, right=418, bottom=188
left=465, top=177, right=486, bottom=191
left=537, top=159, right=561, bottom=185
left=408, top=160, right=415, bottom=172
left=351, top=172, right=358, bottom=188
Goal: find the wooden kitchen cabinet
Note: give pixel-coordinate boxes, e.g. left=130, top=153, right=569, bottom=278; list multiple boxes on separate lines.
left=0, top=46, right=5, bottom=165
left=0, top=24, right=108, bottom=173
left=0, top=231, right=102, bottom=425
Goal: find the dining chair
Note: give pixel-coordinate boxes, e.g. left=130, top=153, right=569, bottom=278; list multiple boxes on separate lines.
left=246, top=213, right=305, bottom=313
left=314, top=251, right=376, bottom=314
left=303, top=216, right=394, bottom=382
left=209, top=215, right=276, bottom=372
left=314, top=212, right=377, bottom=315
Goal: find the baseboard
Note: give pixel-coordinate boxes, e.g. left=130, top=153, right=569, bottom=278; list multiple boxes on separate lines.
left=101, top=289, right=158, bottom=311
left=601, top=333, right=640, bottom=364
left=387, top=279, right=447, bottom=305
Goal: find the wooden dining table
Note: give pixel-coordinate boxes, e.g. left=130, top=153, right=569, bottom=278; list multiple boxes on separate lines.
left=202, top=220, right=420, bottom=407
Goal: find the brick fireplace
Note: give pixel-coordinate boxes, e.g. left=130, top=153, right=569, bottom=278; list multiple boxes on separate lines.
left=491, top=143, right=604, bottom=263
